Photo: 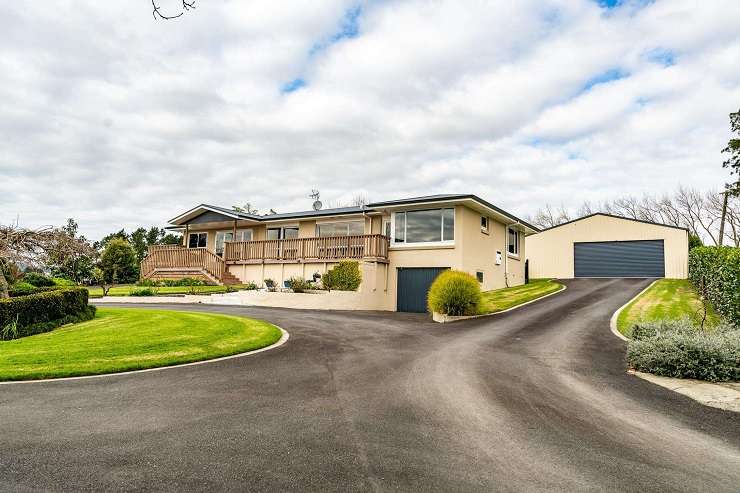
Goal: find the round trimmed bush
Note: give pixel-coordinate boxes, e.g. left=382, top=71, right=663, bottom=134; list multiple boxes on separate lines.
left=427, top=270, right=482, bottom=316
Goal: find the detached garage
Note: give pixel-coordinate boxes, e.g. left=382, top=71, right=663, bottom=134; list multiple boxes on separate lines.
left=527, top=213, right=688, bottom=279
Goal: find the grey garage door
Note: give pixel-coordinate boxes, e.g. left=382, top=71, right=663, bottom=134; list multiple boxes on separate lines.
left=397, top=267, right=448, bottom=313
left=574, top=240, right=665, bottom=278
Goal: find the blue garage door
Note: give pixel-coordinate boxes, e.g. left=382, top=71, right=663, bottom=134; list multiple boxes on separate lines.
left=397, top=267, right=448, bottom=313
left=574, top=240, right=665, bottom=278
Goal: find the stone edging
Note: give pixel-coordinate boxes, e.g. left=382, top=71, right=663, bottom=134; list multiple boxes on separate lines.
left=609, top=280, right=739, bottom=413
left=433, top=283, right=567, bottom=323
left=0, top=325, right=289, bottom=386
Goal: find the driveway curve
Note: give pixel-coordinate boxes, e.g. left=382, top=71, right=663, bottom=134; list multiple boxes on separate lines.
left=1, top=278, right=738, bottom=491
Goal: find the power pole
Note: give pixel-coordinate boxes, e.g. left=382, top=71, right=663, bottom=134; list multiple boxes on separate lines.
left=718, top=190, right=729, bottom=246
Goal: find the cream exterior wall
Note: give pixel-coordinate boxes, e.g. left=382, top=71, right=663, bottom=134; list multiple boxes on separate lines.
left=183, top=205, right=527, bottom=311
left=526, top=214, right=689, bottom=279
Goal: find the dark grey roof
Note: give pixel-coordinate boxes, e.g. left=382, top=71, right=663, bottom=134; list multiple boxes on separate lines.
left=201, top=204, right=261, bottom=220
left=368, top=194, right=539, bottom=232
left=259, top=206, right=365, bottom=220
left=536, top=213, right=689, bottom=233
left=172, top=194, right=538, bottom=232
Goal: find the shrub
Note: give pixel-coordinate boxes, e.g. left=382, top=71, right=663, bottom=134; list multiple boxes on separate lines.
left=427, top=270, right=482, bottom=316
left=689, top=246, right=740, bottom=327
left=627, top=318, right=740, bottom=382
left=8, top=282, right=40, bottom=297
left=161, top=277, right=205, bottom=287
left=52, top=277, right=76, bottom=287
left=137, top=279, right=161, bottom=287
left=287, top=277, right=311, bottom=293
left=129, top=287, right=158, bottom=297
left=22, top=272, right=55, bottom=287
left=0, top=288, right=93, bottom=339
left=242, top=281, right=258, bottom=291
left=322, top=261, right=362, bottom=291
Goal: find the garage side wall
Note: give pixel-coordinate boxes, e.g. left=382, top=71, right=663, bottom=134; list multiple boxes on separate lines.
left=526, top=215, right=688, bottom=279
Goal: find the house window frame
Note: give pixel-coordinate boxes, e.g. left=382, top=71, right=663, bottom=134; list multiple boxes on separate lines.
left=390, top=208, right=455, bottom=247
left=315, top=220, right=365, bottom=237
left=188, top=232, right=208, bottom=249
left=215, top=229, right=253, bottom=255
left=481, top=216, right=489, bottom=234
left=267, top=226, right=299, bottom=240
left=507, top=227, right=520, bottom=257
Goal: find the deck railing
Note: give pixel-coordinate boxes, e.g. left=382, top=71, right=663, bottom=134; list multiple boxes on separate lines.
left=224, top=234, right=389, bottom=262
left=142, top=245, right=225, bottom=281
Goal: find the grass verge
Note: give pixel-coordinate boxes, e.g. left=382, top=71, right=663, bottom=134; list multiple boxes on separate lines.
left=86, top=285, right=249, bottom=298
left=616, top=279, right=720, bottom=336
left=0, top=307, right=282, bottom=381
left=479, top=279, right=563, bottom=314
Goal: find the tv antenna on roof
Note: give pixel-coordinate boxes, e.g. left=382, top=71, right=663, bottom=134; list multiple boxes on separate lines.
left=310, top=190, right=322, bottom=211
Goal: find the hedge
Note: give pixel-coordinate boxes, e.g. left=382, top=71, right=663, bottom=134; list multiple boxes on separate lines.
left=0, top=288, right=94, bottom=340
left=427, top=270, right=482, bottom=316
left=688, top=246, right=740, bottom=327
left=627, top=318, right=740, bottom=382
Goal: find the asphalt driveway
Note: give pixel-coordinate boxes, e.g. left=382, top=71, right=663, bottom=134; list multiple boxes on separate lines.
left=1, top=278, right=738, bottom=492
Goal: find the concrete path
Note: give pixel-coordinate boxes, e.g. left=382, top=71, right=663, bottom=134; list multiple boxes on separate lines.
left=1, top=279, right=738, bottom=491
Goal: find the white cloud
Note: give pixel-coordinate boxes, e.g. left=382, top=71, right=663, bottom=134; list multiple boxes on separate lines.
left=0, top=0, right=738, bottom=238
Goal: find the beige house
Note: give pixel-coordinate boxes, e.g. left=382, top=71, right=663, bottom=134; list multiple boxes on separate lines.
left=142, top=194, right=539, bottom=312
left=526, top=213, right=689, bottom=279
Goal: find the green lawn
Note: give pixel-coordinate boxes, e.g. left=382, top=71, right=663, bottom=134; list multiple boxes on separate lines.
left=0, top=308, right=282, bottom=381
left=480, top=279, right=564, bottom=314
left=616, top=279, right=721, bottom=336
left=86, top=284, right=248, bottom=298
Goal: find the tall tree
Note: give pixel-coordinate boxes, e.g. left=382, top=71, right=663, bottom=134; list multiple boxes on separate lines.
left=723, top=108, right=740, bottom=196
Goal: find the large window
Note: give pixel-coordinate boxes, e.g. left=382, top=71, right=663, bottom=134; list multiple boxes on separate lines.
left=316, top=221, right=364, bottom=237
left=215, top=230, right=253, bottom=255
left=507, top=228, right=519, bottom=256
left=267, top=227, right=299, bottom=240
left=188, top=232, right=207, bottom=248
left=393, top=208, right=454, bottom=244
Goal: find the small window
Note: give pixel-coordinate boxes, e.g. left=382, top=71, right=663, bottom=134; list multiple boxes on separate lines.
left=188, top=232, right=207, bottom=248
left=481, top=216, right=489, bottom=233
left=476, top=271, right=484, bottom=283
left=383, top=220, right=391, bottom=238
left=507, top=228, right=519, bottom=256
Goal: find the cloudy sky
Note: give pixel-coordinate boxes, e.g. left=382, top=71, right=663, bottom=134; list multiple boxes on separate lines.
left=1, top=0, right=739, bottom=239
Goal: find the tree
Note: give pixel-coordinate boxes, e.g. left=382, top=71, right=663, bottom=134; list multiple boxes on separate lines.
left=0, top=225, right=58, bottom=298
left=722, top=108, right=740, bottom=196
left=129, top=227, right=149, bottom=263
left=98, top=239, right=139, bottom=289
left=232, top=203, right=259, bottom=214
left=152, top=0, right=195, bottom=20
left=528, top=186, right=738, bottom=246
left=161, top=233, right=183, bottom=245
left=44, top=219, right=96, bottom=282
left=688, top=234, right=703, bottom=250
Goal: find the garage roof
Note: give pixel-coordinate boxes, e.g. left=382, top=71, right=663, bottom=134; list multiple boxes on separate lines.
left=537, top=213, right=689, bottom=232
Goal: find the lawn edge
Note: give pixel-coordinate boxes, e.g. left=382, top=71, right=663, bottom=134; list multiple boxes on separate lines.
left=0, top=324, right=289, bottom=385
left=608, top=279, right=660, bottom=341
left=433, top=282, right=566, bottom=323
left=608, top=280, right=740, bottom=413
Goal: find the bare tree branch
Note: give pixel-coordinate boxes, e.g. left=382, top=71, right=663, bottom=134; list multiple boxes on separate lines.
left=152, top=0, right=195, bottom=20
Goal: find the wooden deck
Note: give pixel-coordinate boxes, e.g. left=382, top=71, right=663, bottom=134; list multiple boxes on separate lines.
left=141, top=235, right=389, bottom=284
left=224, top=234, right=389, bottom=264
